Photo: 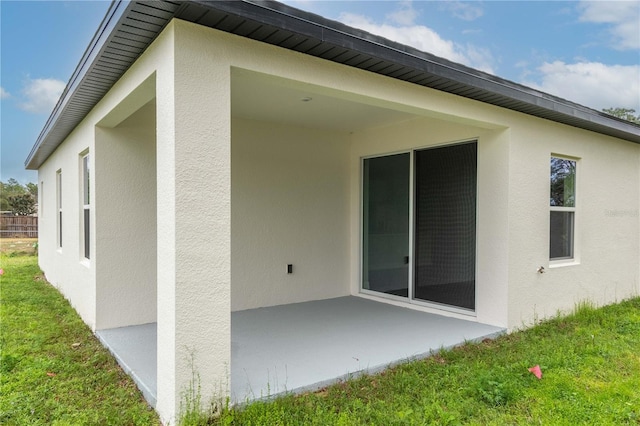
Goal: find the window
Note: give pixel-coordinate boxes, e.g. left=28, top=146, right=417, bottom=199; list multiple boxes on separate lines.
left=56, top=171, right=62, bottom=248
left=550, top=156, right=576, bottom=260
left=40, top=181, right=44, bottom=217
left=82, top=154, right=90, bottom=259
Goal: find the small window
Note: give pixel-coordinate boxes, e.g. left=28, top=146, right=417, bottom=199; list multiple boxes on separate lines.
left=56, top=171, right=62, bottom=249
left=550, top=156, right=576, bottom=260
left=82, top=154, right=90, bottom=259
left=40, top=181, right=44, bottom=218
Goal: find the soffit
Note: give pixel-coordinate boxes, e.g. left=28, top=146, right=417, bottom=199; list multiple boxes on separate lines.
left=25, top=0, right=640, bottom=169
left=231, top=69, right=420, bottom=132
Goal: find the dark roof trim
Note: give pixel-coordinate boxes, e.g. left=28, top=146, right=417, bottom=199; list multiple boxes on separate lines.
left=26, top=0, right=129, bottom=169
left=26, top=0, right=640, bottom=169
left=25, top=0, right=181, bottom=170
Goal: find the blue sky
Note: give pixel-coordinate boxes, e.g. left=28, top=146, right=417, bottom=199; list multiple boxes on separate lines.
left=2, top=1, right=639, bottom=184
left=2, top=1, right=110, bottom=184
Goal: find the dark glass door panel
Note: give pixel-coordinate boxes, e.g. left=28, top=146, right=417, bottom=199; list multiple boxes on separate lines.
left=414, top=143, right=477, bottom=310
left=362, top=153, right=410, bottom=297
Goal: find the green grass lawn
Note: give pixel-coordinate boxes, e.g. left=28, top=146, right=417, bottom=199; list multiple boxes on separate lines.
left=0, top=253, right=160, bottom=425
left=2, top=253, right=639, bottom=425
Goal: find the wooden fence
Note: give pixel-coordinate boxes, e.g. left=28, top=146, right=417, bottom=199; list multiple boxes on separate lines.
left=0, top=215, right=38, bottom=238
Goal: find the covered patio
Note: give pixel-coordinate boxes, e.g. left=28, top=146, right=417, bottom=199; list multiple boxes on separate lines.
left=97, top=296, right=504, bottom=407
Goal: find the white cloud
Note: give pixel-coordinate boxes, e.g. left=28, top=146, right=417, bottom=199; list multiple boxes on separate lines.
left=386, top=0, right=419, bottom=26
left=338, top=12, right=495, bottom=73
left=440, top=1, right=484, bottom=21
left=19, top=78, right=65, bottom=114
left=0, top=87, right=10, bottom=99
left=524, top=61, right=640, bottom=111
left=578, top=1, right=640, bottom=50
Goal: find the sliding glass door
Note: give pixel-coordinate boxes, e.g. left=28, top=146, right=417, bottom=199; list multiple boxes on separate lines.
left=362, top=142, right=477, bottom=311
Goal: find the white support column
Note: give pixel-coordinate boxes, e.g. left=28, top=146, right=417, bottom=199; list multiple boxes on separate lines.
left=155, top=23, right=178, bottom=422
left=155, top=21, right=232, bottom=423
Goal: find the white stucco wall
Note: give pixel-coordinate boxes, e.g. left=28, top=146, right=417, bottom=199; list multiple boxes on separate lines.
left=94, top=100, right=157, bottom=330
left=231, top=118, right=351, bottom=311
left=165, top=20, right=232, bottom=424
left=37, top=126, right=96, bottom=328
left=506, top=118, right=640, bottom=328
left=37, top=36, right=164, bottom=339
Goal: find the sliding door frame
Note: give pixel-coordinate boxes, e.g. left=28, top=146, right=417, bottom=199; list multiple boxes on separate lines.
left=359, top=140, right=478, bottom=316
left=360, top=149, right=413, bottom=303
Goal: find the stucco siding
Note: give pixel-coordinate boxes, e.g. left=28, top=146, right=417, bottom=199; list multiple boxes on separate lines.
left=507, top=117, right=640, bottom=329
left=37, top=125, right=96, bottom=328
left=94, top=100, right=157, bottom=330
left=231, top=118, right=351, bottom=311
left=169, top=20, right=232, bottom=423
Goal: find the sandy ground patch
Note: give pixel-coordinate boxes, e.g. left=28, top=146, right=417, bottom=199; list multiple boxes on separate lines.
left=0, top=238, right=38, bottom=255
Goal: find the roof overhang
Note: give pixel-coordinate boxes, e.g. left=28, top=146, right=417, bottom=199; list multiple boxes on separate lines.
left=25, top=0, right=640, bottom=170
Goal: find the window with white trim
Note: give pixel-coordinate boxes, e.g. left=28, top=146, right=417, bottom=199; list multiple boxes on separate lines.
left=82, top=154, right=90, bottom=260
left=56, top=171, right=62, bottom=249
left=550, top=156, right=576, bottom=260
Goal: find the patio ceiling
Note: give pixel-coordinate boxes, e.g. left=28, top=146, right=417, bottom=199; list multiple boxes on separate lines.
left=25, top=0, right=640, bottom=170
left=231, top=69, right=420, bottom=132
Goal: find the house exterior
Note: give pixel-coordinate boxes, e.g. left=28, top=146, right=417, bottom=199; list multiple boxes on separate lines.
left=26, top=0, right=640, bottom=423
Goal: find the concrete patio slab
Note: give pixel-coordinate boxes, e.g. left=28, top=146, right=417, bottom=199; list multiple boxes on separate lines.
left=230, top=296, right=504, bottom=402
left=96, top=296, right=504, bottom=408
left=96, top=323, right=157, bottom=407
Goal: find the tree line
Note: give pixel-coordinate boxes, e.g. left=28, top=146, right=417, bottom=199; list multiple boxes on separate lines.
left=603, top=108, right=640, bottom=124
left=1, top=179, right=38, bottom=216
